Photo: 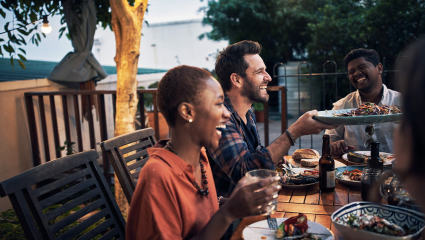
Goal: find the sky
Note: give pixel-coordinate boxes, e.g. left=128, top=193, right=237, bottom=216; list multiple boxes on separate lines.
left=0, top=0, right=209, bottom=64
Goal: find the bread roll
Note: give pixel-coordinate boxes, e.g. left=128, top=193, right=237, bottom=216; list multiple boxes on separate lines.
left=300, top=158, right=319, bottom=167
left=292, top=149, right=320, bottom=162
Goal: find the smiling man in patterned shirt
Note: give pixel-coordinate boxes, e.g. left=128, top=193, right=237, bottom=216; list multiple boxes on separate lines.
left=207, top=40, right=334, bottom=198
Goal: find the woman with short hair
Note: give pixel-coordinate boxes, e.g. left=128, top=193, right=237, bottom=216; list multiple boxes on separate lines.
left=126, top=65, right=280, bottom=240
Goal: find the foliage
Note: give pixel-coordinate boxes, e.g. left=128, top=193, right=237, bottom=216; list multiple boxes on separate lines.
left=0, top=204, right=106, bottom=240
left=0, top=209, right=25, bottom=240
left=306, top=0, right=425, bottom=71
left=252, top=102, right=264, bottom=112
left=57, top=140, right=76, bottom=156
left=138, top=81, right=159, bottom=111
left=202, top=0, right=425, bottom=71
left=202, top=0, right=325, bottom=67
left=0, top=0, right=113, bottom=68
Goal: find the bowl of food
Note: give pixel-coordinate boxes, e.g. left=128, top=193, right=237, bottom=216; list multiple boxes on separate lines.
left=331, top=201, right=424, bottom=240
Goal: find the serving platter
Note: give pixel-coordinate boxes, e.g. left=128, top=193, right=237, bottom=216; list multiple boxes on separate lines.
left=313, top=109, right=402, bottom=125
left=342, top=151, right=395, bottom=166
left=242, top=217, right=334, bottom=240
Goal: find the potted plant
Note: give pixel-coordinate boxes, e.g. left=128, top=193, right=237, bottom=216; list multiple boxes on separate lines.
left=253, top=102, right=265, bottom=122
left=139, top=82, right=169, bottom=140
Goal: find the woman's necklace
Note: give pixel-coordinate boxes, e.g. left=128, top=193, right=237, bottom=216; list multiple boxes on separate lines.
left=164, top=141, right=209, bottom=197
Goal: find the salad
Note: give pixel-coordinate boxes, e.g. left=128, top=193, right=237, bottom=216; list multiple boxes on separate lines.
left=275, top=213, right=308, bottom=238
left=336, top=213, right=407, bottom=236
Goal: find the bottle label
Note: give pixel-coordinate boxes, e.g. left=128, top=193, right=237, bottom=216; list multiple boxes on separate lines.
left=326, top=170, right=335, bottom=188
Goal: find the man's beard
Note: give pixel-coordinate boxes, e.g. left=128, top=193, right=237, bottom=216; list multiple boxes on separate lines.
left=241, top=77, right=268, bottom=103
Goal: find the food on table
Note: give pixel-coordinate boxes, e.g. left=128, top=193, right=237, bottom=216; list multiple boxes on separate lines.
left=336, top=213, right=408, bottom=236
left=334, top=102, right=401, bottom=117
left=300, top=158, right=319, bottom=167
left=280, top=168, right=319, bottom=185
left=275, top=213, right=308, bottom=239
left=346, top=151, right=395, bottom=164
left=292, top=149, right=320, bottom=162
left=347, top=152, right=368, bottom=163
left=342, top=169, right=362, bottom=181
left=301, top=169, right=319, bottom=177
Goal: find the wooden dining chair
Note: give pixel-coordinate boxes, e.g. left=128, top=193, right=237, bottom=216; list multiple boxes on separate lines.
left=100, top=128, right=156, bottom=203
left=0, top=150, right=126, bottom=240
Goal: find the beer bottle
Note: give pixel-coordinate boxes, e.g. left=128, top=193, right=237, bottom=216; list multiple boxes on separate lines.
left=361, top=141, right=383, bottom=201
left=319, top=134, right=335, bottom=192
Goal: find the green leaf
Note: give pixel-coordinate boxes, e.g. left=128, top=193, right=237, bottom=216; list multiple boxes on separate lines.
left=3, top=44, right=14, bottom=54
left=17, top=28, right=30, bottom=36
left=17, top=59, right=25, bottom=69
left=0, top=8, right=5, bottom=18
left=18, top=48, right=26, bottom=54
left=9, top=57, right=14, bottom=66
left=17, top=54, right=26, bottom=61
left=29, top=11, right=37, bottom=23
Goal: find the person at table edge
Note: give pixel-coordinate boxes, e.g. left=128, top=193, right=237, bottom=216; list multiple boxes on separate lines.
left=206, top=40, right=334, bottom=198
left=325, top=48, right=401, bottom=156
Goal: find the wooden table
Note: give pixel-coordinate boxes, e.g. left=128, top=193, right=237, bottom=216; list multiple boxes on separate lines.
left=231, top=157, right=361, bottom=240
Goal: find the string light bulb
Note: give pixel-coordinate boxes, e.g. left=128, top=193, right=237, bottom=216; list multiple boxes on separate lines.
left=40, top=15, right=52, bottom=34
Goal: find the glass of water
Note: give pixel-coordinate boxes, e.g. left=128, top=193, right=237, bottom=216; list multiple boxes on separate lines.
left=245, top=169, right=280, bottom=215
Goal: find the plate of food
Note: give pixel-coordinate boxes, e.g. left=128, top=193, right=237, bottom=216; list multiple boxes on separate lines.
left=242, top=214, right=334, bottom=240
left=342, top=151, right=395, bottom=166
left=336, top=166, right=364, bottom=187
left=313, top=103, right=402, bottom=125
left=279, top=165, right=319, bottom=189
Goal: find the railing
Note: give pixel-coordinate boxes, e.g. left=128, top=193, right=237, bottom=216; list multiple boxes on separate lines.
left=24, top=87, right=288, bottom=179
left=262, top=86, right=287, bottom=146
left=24, top=89, right=160, bottom=181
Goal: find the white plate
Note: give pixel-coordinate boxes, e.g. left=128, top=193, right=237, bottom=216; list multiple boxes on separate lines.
left=313, top=109, right=402, bottom=125
left=242, top=217, right=334, bottom=240
left=342, top=151, right=395, bottom=166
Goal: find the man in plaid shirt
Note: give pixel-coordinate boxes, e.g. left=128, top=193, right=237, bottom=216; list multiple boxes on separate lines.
left=207, top=40, right=334, bottom=198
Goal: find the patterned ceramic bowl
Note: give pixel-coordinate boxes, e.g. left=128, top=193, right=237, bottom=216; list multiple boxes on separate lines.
left=331, top=201, right=425, bottom=240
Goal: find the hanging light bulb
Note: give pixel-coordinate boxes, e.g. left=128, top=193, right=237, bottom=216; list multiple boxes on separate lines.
left=40, top=15, right=52, bottom=34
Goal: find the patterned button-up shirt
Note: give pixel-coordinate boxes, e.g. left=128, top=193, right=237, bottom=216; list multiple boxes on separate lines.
left=207, top=96, right=274, bottom=197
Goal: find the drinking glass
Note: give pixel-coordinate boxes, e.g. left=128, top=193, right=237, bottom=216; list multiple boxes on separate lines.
left=245, top=169, right=280, bottom=215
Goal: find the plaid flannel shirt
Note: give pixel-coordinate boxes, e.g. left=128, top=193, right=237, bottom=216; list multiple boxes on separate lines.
left=207, top=96, right=274, bottom=197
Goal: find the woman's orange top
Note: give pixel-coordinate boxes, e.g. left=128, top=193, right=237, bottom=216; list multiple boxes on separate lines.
left=126, top=147, right=219, bottom=240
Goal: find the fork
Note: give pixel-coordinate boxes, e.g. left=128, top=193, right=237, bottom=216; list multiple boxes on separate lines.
left=267, top=216, right=278, bottom=230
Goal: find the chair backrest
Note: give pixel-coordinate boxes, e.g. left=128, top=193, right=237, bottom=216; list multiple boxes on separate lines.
left=100, top=128, right=156, bottom=203
left=0, top=150, right=126, bottom=240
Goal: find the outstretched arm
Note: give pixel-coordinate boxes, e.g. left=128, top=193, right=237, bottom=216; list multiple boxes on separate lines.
left=267, top=110, right=335, bottom=162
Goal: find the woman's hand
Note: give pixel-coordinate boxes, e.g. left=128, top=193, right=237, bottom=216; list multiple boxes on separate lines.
left=220, top=175, right=281, bottom=220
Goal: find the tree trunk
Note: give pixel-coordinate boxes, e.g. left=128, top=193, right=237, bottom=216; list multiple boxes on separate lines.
left=110, top=0, right=148, bottom=218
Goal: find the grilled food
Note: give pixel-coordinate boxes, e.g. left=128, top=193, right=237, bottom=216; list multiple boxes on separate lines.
left=335, top=102, right=401, bottom=117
